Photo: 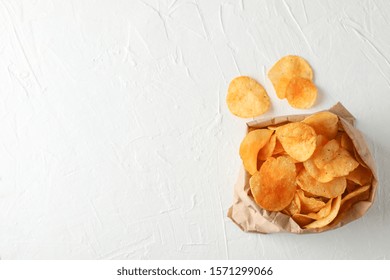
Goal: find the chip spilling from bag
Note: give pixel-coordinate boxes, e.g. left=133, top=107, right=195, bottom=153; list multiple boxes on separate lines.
left=226, top=76, right=271, bottom=118
left=238, top=111, right=373, bottom=230
left=268, top=55, right=317, bottom=109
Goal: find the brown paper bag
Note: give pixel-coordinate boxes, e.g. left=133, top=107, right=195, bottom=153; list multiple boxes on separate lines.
left=227, top=103, right=378, bottom=234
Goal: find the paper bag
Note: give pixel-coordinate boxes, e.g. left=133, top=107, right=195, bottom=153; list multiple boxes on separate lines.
left=227, top=103, right=378, bottom=234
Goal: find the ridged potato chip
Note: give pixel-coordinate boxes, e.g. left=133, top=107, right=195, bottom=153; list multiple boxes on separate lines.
left=302, top=112, right=339, bottom=140
left=305, top=195, right=341, bottom=229
left=226, top=76, right=270, bottom=118
left=276, top=122, right=316, bottom=162
left=250, top=156, right=297, bottom=211
left=268, top=55, right=313, bottom=99
left=297, top=169, right=346, bottom=198
left=240, top=129, right=273, bottom=175
left=286, top=77, right=317, bottom=109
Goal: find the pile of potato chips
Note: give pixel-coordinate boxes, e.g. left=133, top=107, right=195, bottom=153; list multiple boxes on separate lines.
left=240, top=111, right=373, bottom=229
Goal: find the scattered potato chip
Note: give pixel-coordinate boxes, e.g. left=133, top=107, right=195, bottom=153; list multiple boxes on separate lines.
left=302, top=112, right=339, bottom=140
left=268, top=55, right=313, bottom=99
left=258, top=134, right=276, bottom=161
left=297, top=169, right=346, bottom=198
left=250, top=156, right=297, bottom=211
left=240, top=129, right=274, bottom=175
left=226, top=76, right=270, bottom=118
left=296, top=189, right=326, bottom=214
left=286, top=77, right=317, bottom=109
left=346, top=165, right=373, bottom=186
left=305, top=195, right=341, bottom=229
left=276, top=122, right=316, bottom=162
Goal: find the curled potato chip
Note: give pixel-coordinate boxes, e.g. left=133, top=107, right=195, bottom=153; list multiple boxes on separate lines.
left=302, top=112, right=339, bottom=140
left=297, top=169, right=346, bottom=198
left=250, top=156, right=297, bottom=211
left=258, top=134, right=276, bottom=161
left=305, top=195, right=341, bottom=229
left=307, top=198, right=333, bottom=220
left=286, top=77, right=317, bottom=109
left=268, top=55, right=313, bottom=99
left=226, top=76, right=270, bottom=118
left=292, top=213, right=316, bottom=227
left=276, top=122, right=316, bottom=162
left=296, top=189, right=326, bottom=214
left=341, top=185, right=371, bottom=207
left=240, top=129, right=273, bottom=175
left=346, top=165, right=373, bottom=186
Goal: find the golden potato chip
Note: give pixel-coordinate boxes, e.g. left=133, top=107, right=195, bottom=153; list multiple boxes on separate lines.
left=268, top=55, right=313, bottom=99
left=292, top=213, right=315, bottom=227
left=240, top=129, right=274, bottom=175
left=283, top=193, right=301, bottom=216
left=305, top=195, right=341, bottom=229
left=322, top=148, right=359, bottom=178
left=346, top=165, right=373, bottom=186
left=295, top=162, right=304, bottom=174
left=307, top=198, right=333, bottom=220
left=296, top=189, right=326, bottom=214
left=275, top=122, right=316, bottom=162
left=313, top=139, right=340, bottom=169
left=286, top=77, right=317, bottom=109
left=303, top=157, right=334, bottom=183
left=296, top=169, right=346, bottom=198
left=226, top=76, right=270, bottom=118
left=302, top=111, right=339, bottom=140
left=268, top=123, right=288, bottom=130
left=250, top=156, right=297, bottom=211
left=258, top=134, right=276, bottom=161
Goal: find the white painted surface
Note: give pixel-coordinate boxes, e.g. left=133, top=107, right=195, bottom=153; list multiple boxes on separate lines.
left=0, top=0, right=389, bottom=259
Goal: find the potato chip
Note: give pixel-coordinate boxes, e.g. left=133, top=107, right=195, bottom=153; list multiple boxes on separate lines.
left=258, top=134, right=276, bottom=161
left=272, top=138, right=285, bottom=155
left=305, top=195, right=341, bottom=229
left=268, top=55, right=313, bottom=99
left=295, top=162, right=304, bottom=174
left=307, top=198, right=333, bottom=220
left=240, top=129, right=274, bottom=175
left=322, top=148, right=359, bottom=178
left=346, top=165, right=373, bottom=186
left=292, top=213, right=315, bottom=227
left=226, top=76, right=270, bottom=118
left=297, top=169, right=346, bottom=198
left=283, top=193, right=301, bottom=216
left=302, top=111, right=339, bottom=140
left=286, top=77, right=317, bottom=109
left=296, top=189, right=326, bottom=214
left=275, top=122, right=316, bottom=162
left=313, top=139, right=340, bottom=169
left=250, top=156, right=297, bottom=211
left=341, top=185, right=371, bottom=207
left=303, top=157, right=334, bottom=183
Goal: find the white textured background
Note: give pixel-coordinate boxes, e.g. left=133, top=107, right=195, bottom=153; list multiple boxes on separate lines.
left=0, top=0, right=389, bottom=260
